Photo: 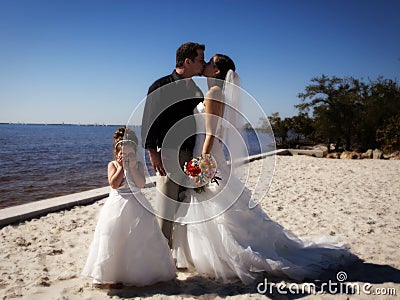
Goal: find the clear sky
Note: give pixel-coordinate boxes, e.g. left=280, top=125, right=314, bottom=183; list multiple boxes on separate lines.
left=1, top=0, right=399, bottom=125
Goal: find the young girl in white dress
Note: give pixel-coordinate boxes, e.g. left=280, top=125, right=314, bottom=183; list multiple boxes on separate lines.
left=82, top=127, right=176, bottom=286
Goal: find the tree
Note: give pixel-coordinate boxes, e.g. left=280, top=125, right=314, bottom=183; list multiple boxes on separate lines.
left=376, top=113, right=400, bottom=152
left=297, top=75, right=364, bottom=151
left=357, top=77, right=400, bottom=151
left=267, top=113, right=289, bottom=146
left=290, top=113, right=315, bottom=143
left=268, top=75, right=400, bottom=152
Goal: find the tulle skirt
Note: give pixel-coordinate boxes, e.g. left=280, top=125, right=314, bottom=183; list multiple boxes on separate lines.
left=173, top=181, right=357, bottom=284
left=171, top=102, right=357, bottom=284
left=82, top=189, right=176, bottom=286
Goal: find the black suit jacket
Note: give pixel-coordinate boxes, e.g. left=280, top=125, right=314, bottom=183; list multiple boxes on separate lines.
left=141, top=70, right=204, bottom=151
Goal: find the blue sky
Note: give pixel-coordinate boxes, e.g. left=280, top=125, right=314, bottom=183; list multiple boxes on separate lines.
left=1, top=0, right=399, bottom=125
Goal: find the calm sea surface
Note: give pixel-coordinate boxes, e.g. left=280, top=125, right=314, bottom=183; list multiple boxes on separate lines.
left=0, top=124, right=272, bottom=209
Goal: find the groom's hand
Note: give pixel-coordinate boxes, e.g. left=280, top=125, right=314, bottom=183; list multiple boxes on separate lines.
left=148, top=149, right=166, bottom=176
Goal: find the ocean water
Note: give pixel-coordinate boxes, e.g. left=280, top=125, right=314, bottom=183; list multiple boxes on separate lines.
left=0, top=124, right=273, bottom=209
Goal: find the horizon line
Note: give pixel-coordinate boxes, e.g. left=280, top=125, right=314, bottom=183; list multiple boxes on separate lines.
left=0, top=122, right=143, bottom=127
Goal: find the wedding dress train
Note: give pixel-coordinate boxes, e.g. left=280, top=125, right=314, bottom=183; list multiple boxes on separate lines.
left=172, top=102, right=356, bottom=284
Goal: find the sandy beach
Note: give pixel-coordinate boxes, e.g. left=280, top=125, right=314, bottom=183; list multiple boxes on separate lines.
left=1, top=155, right=399, bottom=299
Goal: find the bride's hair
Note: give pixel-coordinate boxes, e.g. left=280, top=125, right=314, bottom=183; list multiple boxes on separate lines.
left=214, top=54, right=236, bottom=80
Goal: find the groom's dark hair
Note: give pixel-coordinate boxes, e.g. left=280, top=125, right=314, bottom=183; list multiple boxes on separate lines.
left=176, top=42, right=205, bottom=67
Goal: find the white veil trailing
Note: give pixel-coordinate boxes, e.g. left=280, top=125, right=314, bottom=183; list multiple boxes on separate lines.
left=221, top=70, right=249, bottom=176
left=220, top=69, right=276, bottom=208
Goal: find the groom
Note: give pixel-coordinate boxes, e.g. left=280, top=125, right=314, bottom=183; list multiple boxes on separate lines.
left=141, top=42, right=205, bottom=248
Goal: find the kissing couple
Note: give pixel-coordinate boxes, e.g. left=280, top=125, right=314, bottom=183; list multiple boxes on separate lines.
left=82, top=42, right=357, bottom=287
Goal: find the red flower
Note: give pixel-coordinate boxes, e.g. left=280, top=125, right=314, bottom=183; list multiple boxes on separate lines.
left=185, top=160, right=201, bottom=176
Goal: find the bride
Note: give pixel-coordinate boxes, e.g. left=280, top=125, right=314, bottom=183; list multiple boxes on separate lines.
left=172, top=54, right=357, bottom=284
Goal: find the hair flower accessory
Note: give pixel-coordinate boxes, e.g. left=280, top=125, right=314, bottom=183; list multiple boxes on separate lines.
left=184, top=154, right=221, bottom=193
left=115, top=139, right=137, bottom=149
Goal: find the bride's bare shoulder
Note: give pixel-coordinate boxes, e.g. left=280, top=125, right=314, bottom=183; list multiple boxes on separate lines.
left=205, top=86, right=223, bottom=99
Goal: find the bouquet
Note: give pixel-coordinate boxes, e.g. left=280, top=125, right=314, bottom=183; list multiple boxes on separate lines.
left=184, top=154, right=221, bottom=193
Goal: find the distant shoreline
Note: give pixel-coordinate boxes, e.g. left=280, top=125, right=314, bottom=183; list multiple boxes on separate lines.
left=0, top=123, right=130, bottom=127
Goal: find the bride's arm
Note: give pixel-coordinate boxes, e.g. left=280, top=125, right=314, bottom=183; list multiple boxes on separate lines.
left=202, top=87, right=224, bottom=155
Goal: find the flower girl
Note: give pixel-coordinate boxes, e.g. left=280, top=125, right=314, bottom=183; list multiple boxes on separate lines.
left=82, top=127, right=176, bottom=286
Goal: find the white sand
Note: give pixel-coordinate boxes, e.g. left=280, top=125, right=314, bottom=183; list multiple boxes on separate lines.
left=1, top=155, right=399, bottom=299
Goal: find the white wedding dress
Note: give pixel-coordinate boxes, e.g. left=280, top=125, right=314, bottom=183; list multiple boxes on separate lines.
left=82, top=163, right=176, bottom=286
left=172, top=102, right=357, bottom=284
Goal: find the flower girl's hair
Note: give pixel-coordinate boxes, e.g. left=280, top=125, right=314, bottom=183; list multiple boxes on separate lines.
left=113, top=127, right=138, bottom=157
